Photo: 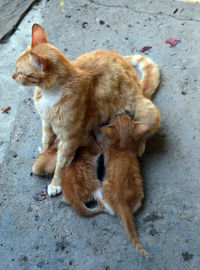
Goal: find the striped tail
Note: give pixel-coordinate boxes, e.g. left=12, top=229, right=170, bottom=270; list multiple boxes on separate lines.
left=124, top=54, right=160, bottom=100
left=118, top=204, right=150, bottom=259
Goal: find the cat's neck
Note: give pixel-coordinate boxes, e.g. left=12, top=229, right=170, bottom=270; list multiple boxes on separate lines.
left=56, top=53, right=77, bottom=78
left=38, top=83, right=63, bottom=96
left=105, top=146, right=137, bottom=164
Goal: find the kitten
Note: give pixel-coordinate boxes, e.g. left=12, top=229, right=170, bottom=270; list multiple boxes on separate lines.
left=33, top=140, right=106, bottom=217
left=12, top=24, right=160, bottom=196
left=95, top=115, right=150, bottom=259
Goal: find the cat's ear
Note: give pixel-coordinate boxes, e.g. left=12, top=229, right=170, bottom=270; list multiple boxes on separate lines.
left=29, top=52, right=48, bottom=72
left=31, top=24, right=48, bottom=48
left=133, top=122, right=150, bottom=141
left=101, top=125, right=114, bottom=138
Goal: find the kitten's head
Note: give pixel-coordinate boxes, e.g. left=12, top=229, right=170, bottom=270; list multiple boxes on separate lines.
left=82, top=141, right=103, bottom=156
left=12, top=24, right=67, bottom=89
left=101, top=115, right=150, bottom=151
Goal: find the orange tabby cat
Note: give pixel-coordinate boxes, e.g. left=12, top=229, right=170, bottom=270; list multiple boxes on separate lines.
left=33, top=140, right=106, bottom=217
left=95, top=115, right=150, bottom=259
left=12, top=24, right=160, bottom=196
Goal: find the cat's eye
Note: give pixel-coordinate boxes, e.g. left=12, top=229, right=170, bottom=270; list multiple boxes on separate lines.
left=18, top=71, right=23, bottom=76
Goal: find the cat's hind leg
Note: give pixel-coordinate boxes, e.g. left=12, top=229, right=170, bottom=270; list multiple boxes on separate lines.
left=135, top=97, right=160, bottom=156
left=32, top=146, right=57, bottom=176
left=135, top=97, right=160, bottom=137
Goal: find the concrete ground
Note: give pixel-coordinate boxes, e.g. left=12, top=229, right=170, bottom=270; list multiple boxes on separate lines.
left=0, top=0, right=200, bottom=269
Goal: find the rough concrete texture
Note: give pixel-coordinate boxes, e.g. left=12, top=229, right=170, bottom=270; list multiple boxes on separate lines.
left=0, top=0, right=200, bottom=269
left=0, top=0, right=39, bottom=42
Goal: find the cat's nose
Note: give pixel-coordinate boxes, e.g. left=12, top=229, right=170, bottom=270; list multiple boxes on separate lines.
left=12, top=72, right=17, bottom=79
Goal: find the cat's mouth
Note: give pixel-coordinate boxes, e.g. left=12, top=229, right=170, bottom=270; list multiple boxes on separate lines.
left=14, top=79, right=26, bottom=86
left=14, top=80, right=31, bottom=87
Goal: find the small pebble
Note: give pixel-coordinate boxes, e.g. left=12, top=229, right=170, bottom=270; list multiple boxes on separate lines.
left=82, top=22, right=88, bottom=28
left=99, top=20, right=105, bottom=25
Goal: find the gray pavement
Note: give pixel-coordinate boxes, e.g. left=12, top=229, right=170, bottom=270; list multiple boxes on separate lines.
left=0, top=0, right=200, bottom=269
left=0, top=0, right=39, bottom=42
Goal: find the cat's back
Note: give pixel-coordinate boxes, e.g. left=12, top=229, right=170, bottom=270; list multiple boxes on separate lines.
left=73, top=49, right=134, bottom=76
left=64, top=149, right=96, bottom=182
left=104, top=150, right=143, bottom=204
left=73, top=50, right=139, bottom=123
left=107, top=150, right=140, bottom=182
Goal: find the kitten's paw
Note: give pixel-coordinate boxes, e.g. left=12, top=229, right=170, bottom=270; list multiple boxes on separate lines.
left=47, top=184, right=62, bottom=196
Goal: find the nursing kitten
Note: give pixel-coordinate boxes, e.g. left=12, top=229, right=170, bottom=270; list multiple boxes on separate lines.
left=33, top=140, right=105, bottom=217
left=12, top=24, right=160, bottom=196
left=61, top=141, right=106, bottom=217
left=95, top=115, right=150, bottom=259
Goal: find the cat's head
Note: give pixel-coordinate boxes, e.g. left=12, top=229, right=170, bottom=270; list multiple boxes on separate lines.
left=12, top=24, right=67, bottom=89
left=101, top=115, right=150, bottom=151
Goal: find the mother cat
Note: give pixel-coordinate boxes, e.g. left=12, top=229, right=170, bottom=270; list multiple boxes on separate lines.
left=12, top=24, right=160, bottom=196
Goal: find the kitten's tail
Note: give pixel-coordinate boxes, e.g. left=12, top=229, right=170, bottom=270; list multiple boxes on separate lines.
left=73, top=200, right=106, bottom=217
left=118, top=204, right=150, bottom=259
left=124, top=55, right=160, bottom=99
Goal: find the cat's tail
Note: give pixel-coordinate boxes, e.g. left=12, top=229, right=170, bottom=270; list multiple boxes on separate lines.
left=73, top=200, right=106, bottom=217
left=118, top=204, right=150, bottom=259
left=124, top=54, right=160, bottom=99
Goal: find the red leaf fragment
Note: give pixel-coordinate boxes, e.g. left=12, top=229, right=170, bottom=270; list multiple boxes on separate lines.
left=139, top=46, right=152, bottom=53
left=165, top=38, right=180, bottom=47
left=1, top=106, right=11, bottom=113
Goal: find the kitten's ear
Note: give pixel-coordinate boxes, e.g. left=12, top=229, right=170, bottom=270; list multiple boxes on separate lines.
left=101, top=125, right=114, bottom=138
left=29, top=52, right=48, bottom=72
left=134, top=122, right=150, bottom=141
left=31, top=24, right=47, bottom=48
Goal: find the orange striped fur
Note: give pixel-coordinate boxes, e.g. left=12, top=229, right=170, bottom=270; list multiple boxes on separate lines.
left=124, top=55, right=160, bottom=99
left=12, top=24, right=160, bottom=196
left=32, top=141, right=105, bottom=217
left=96, top=115, right=150, bottom=259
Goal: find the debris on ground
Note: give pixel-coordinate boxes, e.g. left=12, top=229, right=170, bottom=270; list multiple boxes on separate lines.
left=1, top=106, right=11, bottom=113
left=139, top=46, right=152, bottom=53
left=165, top=38, right=180, bottom=47
left=82, top=22, right=88, bottom=28
left=33, top=187, right=47, bottom=201
left=99, top=20, right=105, bottom=25
left=173, top=8, right=178, bottom=14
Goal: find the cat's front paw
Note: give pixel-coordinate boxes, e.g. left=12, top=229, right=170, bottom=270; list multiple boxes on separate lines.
left=47, top=183, right=62, bottom=196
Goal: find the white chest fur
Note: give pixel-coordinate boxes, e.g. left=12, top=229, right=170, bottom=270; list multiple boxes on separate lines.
left=36, top=86, right=63, bottom=117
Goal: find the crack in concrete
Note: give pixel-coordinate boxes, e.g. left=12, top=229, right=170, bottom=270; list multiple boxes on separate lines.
left=88, top=0, right=128, bottom=9
left=0, top=0, right=40, bottom=43
left=89, top=0, right=200, bottom=23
